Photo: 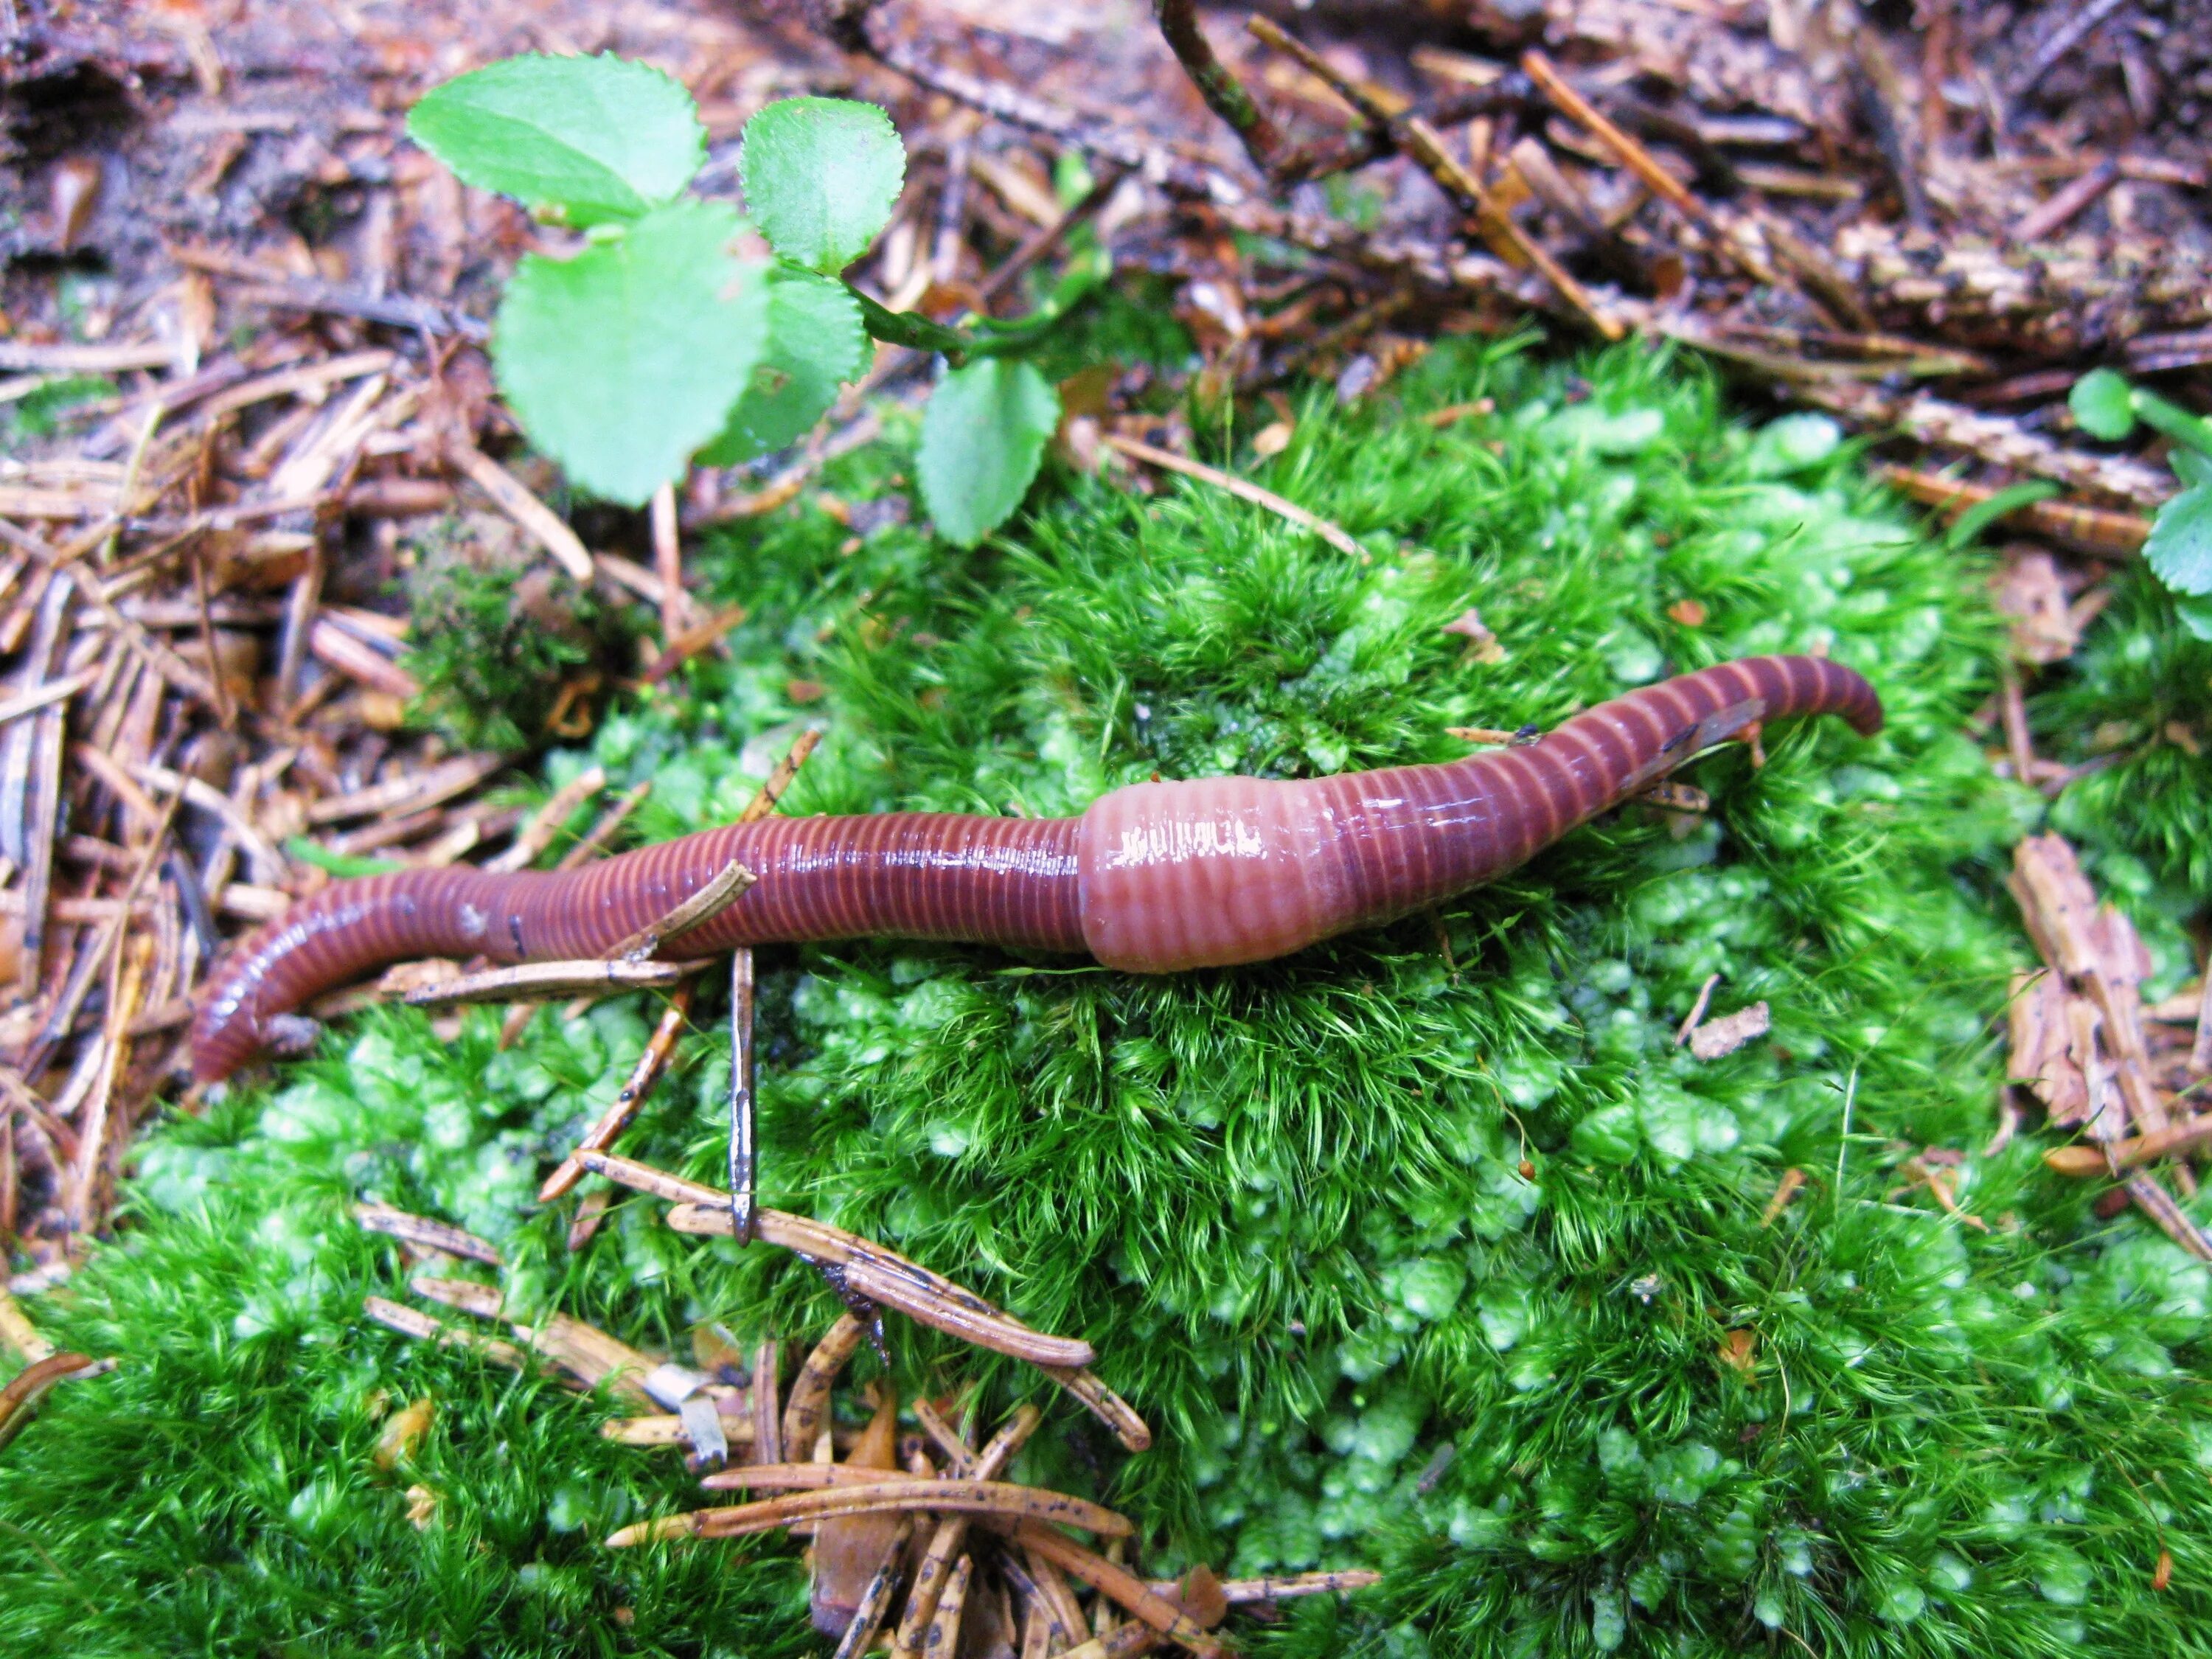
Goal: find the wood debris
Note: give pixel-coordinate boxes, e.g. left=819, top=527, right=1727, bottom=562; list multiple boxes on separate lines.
left=1688, top=1000, right=1770, bottom=1061
left=2006, top=835, right=2212, bottom=1260
left=579, top=1304, right=1368, bottom=1658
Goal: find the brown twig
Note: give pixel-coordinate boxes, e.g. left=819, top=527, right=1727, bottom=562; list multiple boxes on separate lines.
left=354, top=1203, right=503, bottom=1265
left=996, top=1523, right=1224, bottom=1658
left=364, top=1295, right=533, bottom=1374
left=445, top=437, right=593, bottom=582
left=0, top=1351, right=111, bottom=1453
left=1877, top=466, right=2151, bottom=557
left=553, top=782, right=651, bottom=870
left=894, top=1402, right=1044, bottom=1657
left=832, top=1514, right=915, bottom=1659
left=2044, top=1119, right=2212, bottom=1176
left=610, top=1477, right=1130, bottom=1545
left=539, top=984, right=695, bottom=1201
left=1099, top=433, right=1368, bottom=558
left=583, top=1152, right=1094, bottom=1368
left=1246, top=21, right=1620, bottom=341
left=401, top=957, right=695, bottom=1009
left=609, top=859, right=756, bottom=962
left=782, top=1312, right=867, bottom=1458
left=406, top=1274, right=656, bottom=1402
left=484, top=766, right=608, bottom=874
left=1152, top=0, right=1296, bottom=183
left=2011, top=161, right=2121, bottom=245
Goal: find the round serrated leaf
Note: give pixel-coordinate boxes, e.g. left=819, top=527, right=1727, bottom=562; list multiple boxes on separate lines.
left=493, top=200, right=768, bottom=507
left=408, top=53, right=704, bottom=226
left=2176, top=591, right=2212, bottom=641
left=2068, top=369, right=2137, bottom=442
left=2146, top=482, right=2212, bottom=595
left=698, top=266, right=867, bottom=467
left=737, top=98, right=905, bottom=274
left=917, top=358, right=1060, bottom=548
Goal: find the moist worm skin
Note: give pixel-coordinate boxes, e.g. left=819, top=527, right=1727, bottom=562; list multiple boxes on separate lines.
left=192, top=655, right=1880, bottom=1082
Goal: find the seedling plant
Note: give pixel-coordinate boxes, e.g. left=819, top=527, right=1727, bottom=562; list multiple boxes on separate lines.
left=2070, top=368, right=2212, bottom=637
left=407, top=54, right=1099, bottom=544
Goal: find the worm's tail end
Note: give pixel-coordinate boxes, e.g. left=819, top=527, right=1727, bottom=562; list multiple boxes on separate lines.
left=189, top=868, right=499, bottom=1083
left=1306, top=653, right=1885, bottom=933
left=1551, top=653, right=1883, bottom=800
left=1778, top=653, right=1883, bottom=737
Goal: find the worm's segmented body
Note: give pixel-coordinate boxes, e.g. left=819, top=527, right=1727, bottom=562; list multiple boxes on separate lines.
left=191, top=655, right=1880, bottom=1081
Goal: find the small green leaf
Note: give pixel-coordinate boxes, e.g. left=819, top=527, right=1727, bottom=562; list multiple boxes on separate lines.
left=738, top=97, right=905, bottom=274
left=284, top=838, right=403, bottom=878
left=699, top=266, right=868, bottom=466
left=2174, top=448, right=2212, bottom=489
left=1571, top=1103, right=1641, bottom=1165
left=917, top=358, right=1060, bottom=547
left=407, top=54, right=704, bottom=226
left=1943, top=479, right=2059, bottom=550
left=2145, top=482, right=2212, bottom=596
left=1745, top=412, right=1840, bottom=477
left=493, top=200, right=769, bottom=506
left=2068, top=368, right=2137, bottom=441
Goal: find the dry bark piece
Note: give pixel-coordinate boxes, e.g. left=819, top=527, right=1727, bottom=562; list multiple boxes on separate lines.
left=2009, top=835, right=2212, bottom=1257
left=1993, top=552, right=2081, bottom=666
left=813, top=1386, right=904, bottom=1638
left=1688, top=1001, right=1770, bottom=1060
left=2008, top=968, right=2090, bottom=1122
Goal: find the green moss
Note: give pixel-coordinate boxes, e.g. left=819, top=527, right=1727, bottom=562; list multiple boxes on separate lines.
left=402, top=514, right=631, bottom=753
left=0, top=374, right=114, bottom=451
left=7, top=341, right=2211, bottom=1658
left=2031, top=569, right=2212, bottom=939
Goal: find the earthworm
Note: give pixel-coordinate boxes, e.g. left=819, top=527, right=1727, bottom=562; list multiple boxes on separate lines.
left=192, top=655, right=1879, bottom=1081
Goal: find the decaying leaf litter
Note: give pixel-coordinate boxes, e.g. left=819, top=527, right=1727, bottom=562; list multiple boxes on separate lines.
left=3, top=0, right=2212, bottom=1649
